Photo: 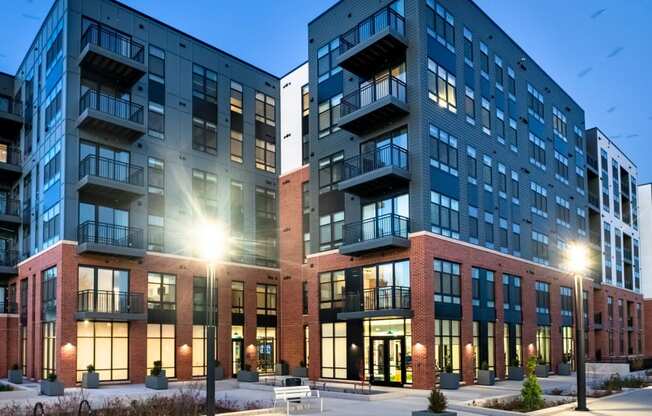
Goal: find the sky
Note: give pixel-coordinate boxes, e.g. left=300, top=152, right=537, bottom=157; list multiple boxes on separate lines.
left=2, top=0, right=651, bottom=181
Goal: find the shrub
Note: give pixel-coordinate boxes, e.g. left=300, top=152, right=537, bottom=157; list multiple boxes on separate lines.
left=536, top=354, right=546, bottom=366
left=561, top=353, right=572, bottom=364
left=46, top=372, right=58, bottom=382
left=598, top=374, right=647, bottom=391
left=215, top=360, right=221, bottom=367
left=427, top=384, right=447, bottom=413
left=243, top=363, right=252, bottom=372
left=480, top=361, right=489, bottom=371
left=87, top=364, right=95, bottom=373
left=510, top=356, right=520, bottom=367
left=520, top=357, right=544, bottom=411
left=150, top=360, right=163, bottom=376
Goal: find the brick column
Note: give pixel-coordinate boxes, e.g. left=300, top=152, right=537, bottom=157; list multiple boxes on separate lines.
left=244, top=279, right=258, bottom=370
left=217, top=275, right=232, bottom=377
left=549, top=278, right=561, bottom=374
left=494, top=266, right=506, bottom=380
left=460, top=262, right=474, bottom=385
left=410, top=235, right=434, bottom=389
left=175, top=270, right=193, bottom=381
left=57, top=246, right=76, bottom=386
left=521, top=272, right=537, bottom=364
left=130, top=263, right=147, bottom=384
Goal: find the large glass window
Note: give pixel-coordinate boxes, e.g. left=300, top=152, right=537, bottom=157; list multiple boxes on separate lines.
left=536, top=326, right=551, bottom=365
left=42, top=322, right=56, bottom=379
left=427, top=59, right=457, bottom=113
left=231, top=281, right=244, bottom=314
left=192, top=325, right=217, bottom=377
left=321, top=322, right=346, bottom=379
left=76, top=321, right=128, bottom=381
left=255, top=92, right=276, bottom=126
left=430, top=191, right=459, bottom=238
left=256, top=284, right=277, bottom=316
left=434, top=260, right=460, bottom=304
left=256, top=326, right=276, bottom=374
left=147, top=324, right=175, bottom=377
left=319, top=211, right=344, bottom=251
left=319, top=270, right=345, bottom=309
left=147, top=273, right=176, bottom=311
left=318, top=152, right=343, bottom=193
left=435, top=319, right=461, bottom=374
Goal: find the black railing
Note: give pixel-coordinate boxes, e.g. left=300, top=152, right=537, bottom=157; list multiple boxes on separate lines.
left=77, top=289, right=144, bottom=315
left=0, top=302, right=17, bottom=314
left=341, top=74, right=407, bottom=117
left=343, top=144, right=408, bottom=180
left=79, top=89, right=144, bottom=124
left=0, top=198, right=20, bottom=216
left=79, top=155, right=144, bottom=186
left=343, top=213, right=409, bottom=245
left=78, top=221, right=144, bottom=249
left=81, top=23, right=145, bottom=63
left=587, top=155, right=598, bottom=170
left=339, top=6, right=405, bottom=54
left=0, top=145, right=21, bottom=165
left=344, top=286, right=411, bottom=312
left=0, top=96, right=23, bottom=117
left=588, top=193, right=600, bottom=207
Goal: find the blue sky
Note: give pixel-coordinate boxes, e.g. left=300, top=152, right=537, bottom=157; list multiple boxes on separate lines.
left=2, top=0, right=650, bottom=181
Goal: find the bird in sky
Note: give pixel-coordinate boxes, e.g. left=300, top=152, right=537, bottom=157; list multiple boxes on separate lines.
left=590, top=8, right=607, bottom=19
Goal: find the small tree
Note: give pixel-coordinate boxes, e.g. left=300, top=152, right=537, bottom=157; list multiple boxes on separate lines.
left=150, top=360, right=163, bottom=376
left=428, top=370, right=447, bottom=413
left=86, top=364, right=95, bottom=373
left=521, top=356, right=544, bottom=411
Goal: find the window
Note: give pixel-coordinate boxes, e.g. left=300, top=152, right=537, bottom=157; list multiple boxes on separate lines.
left=255, top=139, right=276, bottom=173
left=532, top=231, right=549, bottom=265
left=192, top=64, right=217, bottom=103
left=43, top=203, right=60, bottom=248
left=426, top=0, right=455, bottom=51
left=528, top=132, right=546, bottom=170
left=507, top=67, right=516, bottom=98
left=45, top=82, right=63, bottom=129
left=467, top=146, right=477, bottom=183
left=43, top=142, right=61, bottom=190
left=46, top=29, right=63, bottom=71
left=319, top=211, right=344, bottom=251
left=317, top=38, right=341, bottom=83
left=536, top=326, right=551, bottom=365
left=468, top=206, right=479, bottom=243
left=147, top=273, right=176, bottom=311
left=496, top=109, right=505, bottom=143
left=502, top=274, right=522, bottom=312
left=76, top=321, right=128, bottom=381
left=507, top=118, right=518, bottom=152
left=192, top=117, right=217, bottom=155
left=301, top=84, right=310, bottom=164
left=560, top=286, right=573, bottom=318
left=577, top=207, right=587, bottom=236
left=318, top=94, right=342, bottom=138
left=527, top=83, right=544, bottom=123
left=192, top=169, right=218, bottom=218
left=535, top=281, right=550, bottom=315
left=464, top=86, right=475, bottom=125
left=472, top=268, right=495, bottom=308
left=479, top=42, right=489, bottom=77
left=147, top=324, right=175, bottom=377
left=231, top=281, right=244, bottom=314
left=319, top=270, right=345, bottom=309
left=434, top=260, right=460, bottom=304
left=430, top=191, right=459, bottom=239
left=230, top=81, right=244, bottom=163
left=512, top=223, right=521, bottom=255
left=495, top=56, right=504, bottom=89
left=255, top=187, right=277, bottom=266
left=552, top=106, right=567, bottom=141
left=42, top=322, right=56, bottom=378
left=148, top=45, right=165, bottom=139
left=435, top=319, right=461, bottom=373
left=498, top=164, right=507, bottom=196
left=430, top=125, right=458, bottom=175
left=555, top=196, right=570, bottom=228
left=302, top=181, right=311, bottom=259
left=530, top=182, right=548, bottom=218
left=484, top=212, right=494, bottom=246
left=230, top=81, right=243, bottom=113
left=481, top=98, right=491, bottom=135
left=304, top=325, right=310, bottom=367
left=256, top=326, right=276, bottom=374
left=576, top=166, right=585, bottom=194
left=463, top=27, right=473, bottom=65
left=482, top=155, right=493, bottom=190
left=148, top=157, right=165, bottom=252
left=555, top=151, right=569, bottom=184
left=318, top=152, right=344, bottom=193
left=321, top=322, right=346, bottom=378
left=256, top=284, right=277, bottom=315
left=302, top=282, right=309, bottom=315
left=574, top=126, right=584, bottom=154
left=427, top=58, right=457, bottom=113
left=511, top=170, right=520, bottom=203
left=148, top=103, right=165, bottom=140
left=255, top=92, right=276, bottom=126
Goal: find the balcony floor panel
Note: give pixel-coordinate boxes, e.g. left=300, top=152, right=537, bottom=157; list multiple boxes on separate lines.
left=337, top=308, right=413, bottom=321
left=339, top=235, right=410, bottom=256
left=77, top=242, right=145, bottom=258
left=0, top=265, right=18, bottom=276
left=78, top=176, right=145, bottom=203
left=75, top=311, right=147, bottom=322
left=337, top=27, right=407, bottom=78
left=77, top=109, right=145, bottom=142
left=78, top=44, right=146, bottom=87
left=0, top=214, right=21, bottom=227
left=338, top=166, right=410, bottom=196
left=339, top=96, right=408, bottom=136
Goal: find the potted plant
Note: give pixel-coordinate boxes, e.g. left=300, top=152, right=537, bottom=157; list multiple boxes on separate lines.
left=290, top=360, right=308, bottom=378
left=8, top=364, right=22, bottom=384
left=214, top=360, right=224, bottom=380
left=82, top=364, right=100, bottom=389
left=275, top=359, right=289, bottom=376
left=40, top=372, right=64, bottom=396
left=412, top=382, right=457, bottom=415
left=237, top=363, right=259, bottom=382
left=535, top=355, right=549, bottom=378
left=558, top=353, right=572, bottom=376
left=145, top=360, right=168, bottom=390
left=508, top=356, right=524, bottom=381
left=439, top=355, right=459, bottom=390
left=477, top=361, right=495, bottom=386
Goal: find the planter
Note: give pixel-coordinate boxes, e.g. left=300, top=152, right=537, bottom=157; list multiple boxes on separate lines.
left=508, top=366, right=524, bottom=381
left=40, top=380, right=64, bottom=396
left=535, top=364, right=549, bottom=378
left=82, top=372, right=100, bottom=389
left=145, top=374, right=168, bottom=390
left=558, top=362, right=572, bottom=376
left=412, top=411, right=457, bottom=416
left=275, top=362, right=289, bottom=376
left=215, top=366, right=225, bottom=380
left=439, top=373, right=459, bottom=390
left=8, top=370, right=23, bottom=384
left=477, top=369, right=495, bottom=385
left=290, top=367, right=308, bottom=378
left=237, top=370, right=259, bottom=383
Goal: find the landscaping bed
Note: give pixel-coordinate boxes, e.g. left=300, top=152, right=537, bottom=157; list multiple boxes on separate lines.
left=475, top=395, right=574, bottom=413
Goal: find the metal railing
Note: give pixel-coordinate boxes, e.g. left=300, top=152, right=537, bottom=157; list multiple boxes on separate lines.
left=589, top=230, right=601, bottom=246
left=586, top=155, right=598, bottom=170
left=339, top=6, right=405, bottom=54
left=343, top=213, right=409, bottom=245
left=0, top=96, right=23, bottom=117
left=344, top=286, right=411, bottom=312
left=588, top=193, right=600, bottom=207
left=77, top=289, right=144, bottom=315
left=78, top=220, right=144, bottom=249
left=81, top=23, right=145, bottom=63
left=0, top=302, right=17, bottom=314
left=0, top=197, right=20, bottom=216
left=0, top=145, right=21, bottom=165
left=343, top=144, right=408, bottom=180
left=79, top=89, right=144, bottom=124
left=79, top=155, right=144, bottom=186
left=340, top=74, right=407, bottom=117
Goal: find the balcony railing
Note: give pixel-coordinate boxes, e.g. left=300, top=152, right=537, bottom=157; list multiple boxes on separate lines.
left=0, top=302, right=17, bottom=314
left=343, top=144, right=408, bottom=180
left=339, top=6, right=405, bottom=54
left=79, top=89, right=144, bottom=125
left=0, top=198, right=20, bottom=217
left=589, top=230, right=601, bottom=246
left=81, top=23, right=145, bottom=64
left=79, top=155, right=144, bottom=186
left=588, top=192, right=600, bottom=207
left=587, top=155, right=598, bottom=170
left=77, top=289, right=145, bottom=315
left=78, top=221, right=144, bottom=249
left=0, top=145, right=21, bottom=165
left=0, top=96, right=23, bottom=117
left=344, top=286, right=411, bottom=312
left=340, top=74, right=407, bottom=117
left=343, top=213, right=409, bottom=245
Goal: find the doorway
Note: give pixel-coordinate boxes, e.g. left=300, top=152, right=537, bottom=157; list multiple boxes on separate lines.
left=369, top=336, right=405, bottom=386
left=232, top=338, right=244, bottom=376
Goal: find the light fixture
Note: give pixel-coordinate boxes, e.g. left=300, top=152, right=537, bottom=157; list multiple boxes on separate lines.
left=192, top=221, right=228, bottom=263
left=564, top=242, right=590, bottom=275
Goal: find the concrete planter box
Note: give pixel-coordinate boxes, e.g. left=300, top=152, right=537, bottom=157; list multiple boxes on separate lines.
left=275, top=363, right=289, bottom=376
left=290, top=367, right=308, bottom=378
left=82, top=372, right=100, bottom=388
left=477, top=370, right=495, bottom=385
left=558, top=362, right=572, bottom=376
left=8, top=369, right=23, bottom=384
left=439, top=373, right=459, bottom=390
left=145, top=374, right=168, bottom=390
left=215, top=366, right=225, bottom=380
left=40, top=380, right=64, bottom=396
left=535, top=364, right=549, bottom=378
left=412, top=411, right=457, bottom=416
left=508, top=366, right=524, bottom=381
left=237, top=370, right=259, bottom=383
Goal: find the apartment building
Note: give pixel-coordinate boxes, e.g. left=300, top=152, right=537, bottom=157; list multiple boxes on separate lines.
left=638, top=183, right=652, bottom=355
left=0, top=0, right=281, bottom=386
left=278, top=0, right=644, bottom=389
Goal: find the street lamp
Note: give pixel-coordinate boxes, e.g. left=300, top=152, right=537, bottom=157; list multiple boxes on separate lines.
left=194, top=221, right=227, bottom=416
left=565, top=242, right=590, bottom=412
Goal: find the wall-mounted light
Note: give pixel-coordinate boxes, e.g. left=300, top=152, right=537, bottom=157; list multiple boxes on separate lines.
left=350, top=343, right=358, bottom=351
left=180, top=344, right=190, bottom=353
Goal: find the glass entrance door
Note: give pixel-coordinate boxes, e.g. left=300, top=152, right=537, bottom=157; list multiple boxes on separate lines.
left=232, top=338, right=244, bottom=376
left=369, top=336, right=405, bottom=386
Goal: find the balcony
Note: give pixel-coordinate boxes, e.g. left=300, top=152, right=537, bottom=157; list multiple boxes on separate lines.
left=338, top=144, right=410, bottom=196
left=78, top=24, right=146, bottom=87
left=0, top=145, right=21, bottom=179
left=77, top=221, right=145, bottom=258
left=588, top=192, right=600, bottom=210
left=587, top=154, right=598, bottom=172
left=340, top=213, right=410, bottom=256
left=0, top=198, right=21, bottom=227
left=0, top=97, right=23, bottom=130
left=0, top=301, right=17, bottom=314
left=339, top=75, right=408, bottom=135
left=78, top=155, right=145, bottom=202
left=77, top=90, right=145, bottom=141
left=338, top=286, right=412, bottom=320
left=337, top=6, right=407, bottom=78
left=76, top=290, right=146, bottom=321
left=0, top=249, right=18, bottom=276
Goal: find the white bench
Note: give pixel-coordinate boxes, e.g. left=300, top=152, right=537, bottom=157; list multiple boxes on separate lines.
left=273, top=385, right=323, bottom=415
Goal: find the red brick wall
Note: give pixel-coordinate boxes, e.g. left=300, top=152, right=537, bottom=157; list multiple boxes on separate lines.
left=645, top=299, right=652, bottom=357
left=0, top=314, right=19, bottom=378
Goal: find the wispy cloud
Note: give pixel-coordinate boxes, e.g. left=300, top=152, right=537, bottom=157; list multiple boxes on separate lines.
left=21, top=13, right=40, bottom=21
left=590, top=8, right=607, bottom=19
left=606, top=106, right=617, bottom=113
left=577, top=67, right=593, bottom=78
left=626, top=134, right=640, bottom=139
left=607, top=46, right=624, bottom=58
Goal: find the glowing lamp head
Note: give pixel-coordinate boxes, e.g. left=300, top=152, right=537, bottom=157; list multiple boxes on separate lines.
left=565, top=242, right=589, bottom=275
left=193, top=221, right=227, bottom=263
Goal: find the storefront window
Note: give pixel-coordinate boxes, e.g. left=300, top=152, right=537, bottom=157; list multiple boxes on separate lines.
left=77, top=321, right=128, bottom=381
left=321, top=322, right=346, bottom=379
left=147, top=324, right=175, bottom=377
left=434, top=319, right=460, bottom=374
left=256, top=326, right=276, bottom=374
left=536, top=326, right=551, bottom=365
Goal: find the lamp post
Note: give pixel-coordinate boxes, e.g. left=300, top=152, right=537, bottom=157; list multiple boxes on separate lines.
left=566, top=243, right=589, bottom=412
